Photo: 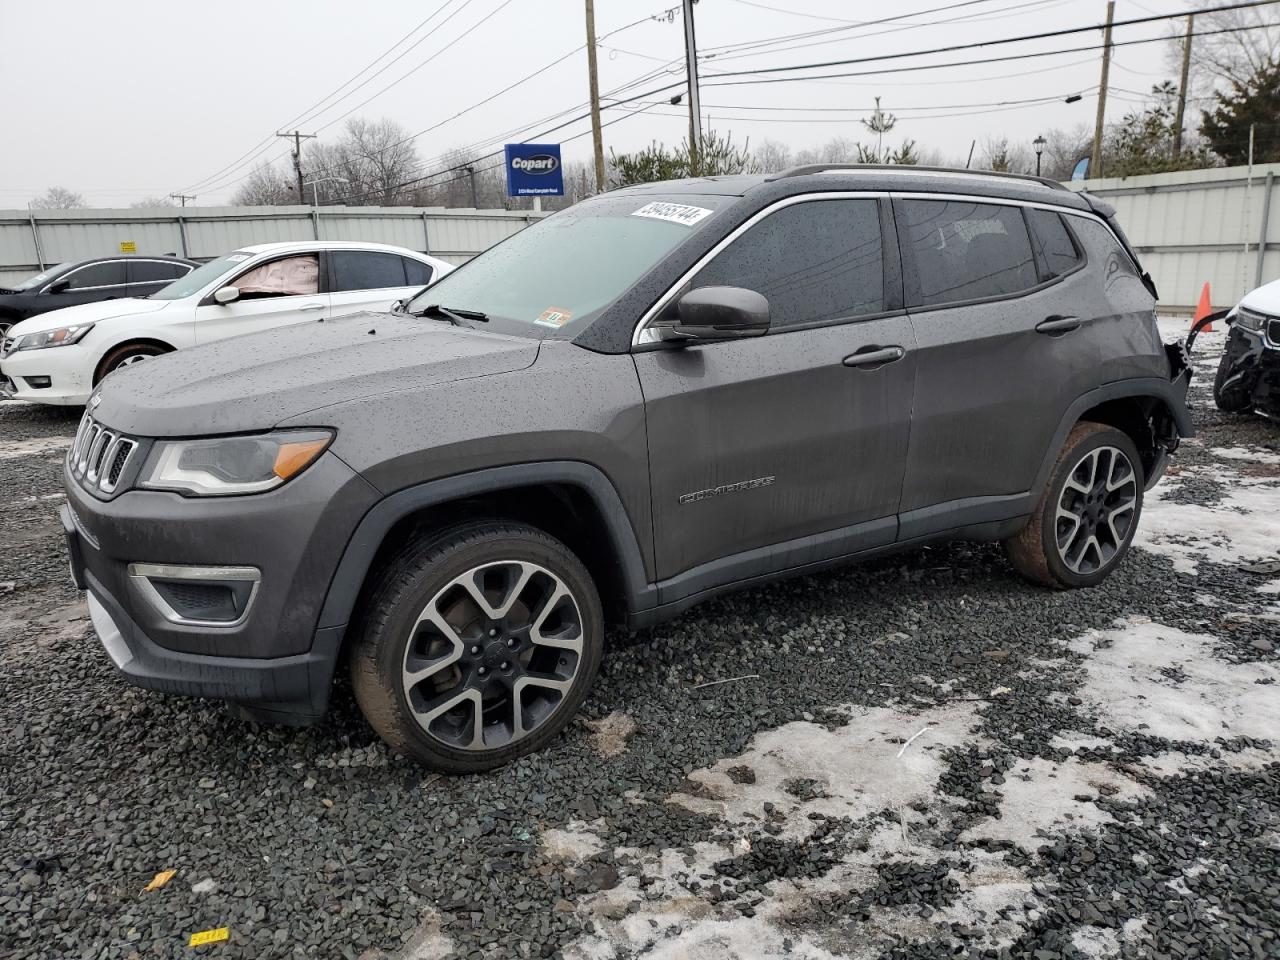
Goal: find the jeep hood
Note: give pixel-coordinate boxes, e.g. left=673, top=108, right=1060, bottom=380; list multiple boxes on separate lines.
left=7, top=298, right=168, bottom=338
left=1239, top=277, right=1280, bottom=317
left=93, top=312, right=540, bottom=436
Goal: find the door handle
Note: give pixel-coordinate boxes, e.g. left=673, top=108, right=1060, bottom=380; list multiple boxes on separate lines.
left=298, top=303, right=326, bottom=312
left=843, top=345, right=905, bottom=368
left=1036, top=315, right=1081, bottom=334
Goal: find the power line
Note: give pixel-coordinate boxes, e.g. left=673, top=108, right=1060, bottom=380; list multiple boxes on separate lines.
left=705, top=0, right=1280, bottom=81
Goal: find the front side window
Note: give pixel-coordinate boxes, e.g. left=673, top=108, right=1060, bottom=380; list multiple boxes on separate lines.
left=232, top=255, right=320, bottom=299
left=62, top=261, right=127, bottom=290
left=331, top=251, right=408, bottom=291
left=689, top=199, right=884, bottom=330
left=1027, top=208, right=1083, bottom=279
left=899, top=199, right=1038, bottom=307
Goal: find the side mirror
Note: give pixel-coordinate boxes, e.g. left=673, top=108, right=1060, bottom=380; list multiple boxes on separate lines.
left=664, top=286, right=770, bottom=342
left=47, top=279, right=70, bottom=294
left=213, top=286, right=240, bottom=305
left=390, top=298, right=407, bottom=314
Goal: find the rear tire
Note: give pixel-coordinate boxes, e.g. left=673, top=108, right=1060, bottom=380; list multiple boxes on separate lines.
left=94, top=343, right=168, bottom=385
left=349, top=520, right=603, bottom=772
left=1004, top=422, right=1144, bottom=589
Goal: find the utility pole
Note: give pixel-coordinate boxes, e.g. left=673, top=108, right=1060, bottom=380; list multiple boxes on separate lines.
left=682, top=0, right=703, bottom=175
left=168, top=193, right=195, bottom=207
left=1173, top=13, right=1195, bottom=159
left=1090, top=0, right=1115, bottom=180
left=276, top=130, right=316, bottom=203
left=464, top=166, right=479, bottom=208
left=584, top=0, right=606, bottom=194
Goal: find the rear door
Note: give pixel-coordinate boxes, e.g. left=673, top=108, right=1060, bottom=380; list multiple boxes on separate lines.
left=634, top=196, right=916, bottom=588
left=126, top=259, right=192, bottom=298
left=193, top=251, right=329, bottom=344
left=327, top=250, right=427, bottom=318
left=892, top=196, right=1099, bottom=538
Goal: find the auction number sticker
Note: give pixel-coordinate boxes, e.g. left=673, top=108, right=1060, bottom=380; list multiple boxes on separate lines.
left=631, top=202, right=712, bottom=227
left=534, top=307, right=572, bottom=329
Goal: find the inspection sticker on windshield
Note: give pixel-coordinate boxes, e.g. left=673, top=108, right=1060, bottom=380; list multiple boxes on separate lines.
left=534, top=307, right=572, bottom=329
left=631, top=201, right=712, bottom=227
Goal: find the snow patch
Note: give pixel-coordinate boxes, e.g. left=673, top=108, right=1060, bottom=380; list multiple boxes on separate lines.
left=0, top=435, right=71, bottom=460
left=670, top=702, right=981, bottom=839
left=542, top=820, right=607, bottom=862
left=960, top=756, right=1150, bottom=851
left=1072, top=925, right=1121, bottom=959
left=586, top=710, right=637, bottom=758
left=1067, top=620, right=1280, bottom=743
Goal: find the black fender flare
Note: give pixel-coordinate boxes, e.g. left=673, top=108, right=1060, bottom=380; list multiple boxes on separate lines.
left=1031, top=377, right=1194, bottom=500
left=315, top=461, right=655, bottom=632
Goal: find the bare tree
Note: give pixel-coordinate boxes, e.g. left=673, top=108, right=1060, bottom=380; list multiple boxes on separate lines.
left=1038, top=124, right=1094, bottom=180
left=30, top=186, right=85, bottom=209
left=232, top=163, right=295, bottom=206
left=302, top=118, right=422, bottom=205
left=131, top=196, right=175, bottom=208
left=1168, top=2, right=1280, bottom=90
left=753, top=139, right=793, bottom=173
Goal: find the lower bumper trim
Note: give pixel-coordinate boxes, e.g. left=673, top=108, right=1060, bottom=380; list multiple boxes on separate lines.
left=86, top=572, right=343, bottom=726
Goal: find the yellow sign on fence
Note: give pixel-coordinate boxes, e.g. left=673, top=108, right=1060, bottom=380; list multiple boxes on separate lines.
left=119, top=240, right=137, bottom=253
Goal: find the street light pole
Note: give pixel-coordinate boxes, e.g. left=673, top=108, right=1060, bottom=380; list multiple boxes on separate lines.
left=1033, top=135, right=1047, bottom=177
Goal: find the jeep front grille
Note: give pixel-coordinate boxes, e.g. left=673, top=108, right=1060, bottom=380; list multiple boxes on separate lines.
left=69, top=413, right=139, bottom=495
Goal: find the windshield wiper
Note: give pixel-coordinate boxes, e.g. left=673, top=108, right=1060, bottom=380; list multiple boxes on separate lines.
left=416, top=303, right=489, bottom=325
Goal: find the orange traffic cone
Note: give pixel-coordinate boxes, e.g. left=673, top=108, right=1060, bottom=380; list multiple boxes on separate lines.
left=1193, top=282, right=1214, bottom=332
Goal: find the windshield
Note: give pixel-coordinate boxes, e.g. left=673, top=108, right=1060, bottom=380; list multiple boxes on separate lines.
left=149, top=252, right=254, bottom=300
left=405, top=195, right=729, bottom=336
left=13, top=263, right=70, bottom=291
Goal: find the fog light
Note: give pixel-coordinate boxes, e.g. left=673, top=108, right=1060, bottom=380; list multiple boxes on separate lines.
left=24, top=376, right=52, bottom=389
left=128, top=563, right=260, bottom=626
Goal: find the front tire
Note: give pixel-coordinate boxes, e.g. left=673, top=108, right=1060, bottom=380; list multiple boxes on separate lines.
left=94, top=343, right=168, bottom=385
left=350, top=521, right=604, bottom=772
left=1005, top=422, right=1145, bottom=589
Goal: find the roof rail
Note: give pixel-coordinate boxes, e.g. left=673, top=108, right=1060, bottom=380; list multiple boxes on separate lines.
left=765, top=163, right=1070, bottom=192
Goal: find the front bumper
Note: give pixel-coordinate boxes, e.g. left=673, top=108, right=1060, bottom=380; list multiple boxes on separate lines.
left=0, top=344, right=93, bottom=405
left=63, top=448, right=381, bottom=723
left=1214, top=326, right=1280, bottom=418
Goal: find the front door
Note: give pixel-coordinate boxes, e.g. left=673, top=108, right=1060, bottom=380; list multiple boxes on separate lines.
left=194, top=252, right=329, bottom=344
left=634, top=197, right=916, bottom=590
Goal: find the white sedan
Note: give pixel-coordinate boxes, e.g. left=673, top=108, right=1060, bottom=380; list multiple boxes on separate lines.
left=0, top=240, right=453, bottom=406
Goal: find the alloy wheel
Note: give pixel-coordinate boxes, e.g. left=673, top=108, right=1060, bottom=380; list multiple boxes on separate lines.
left=113, top=354, right=150, bottom=371
left=401, top=560, right=584, bottom=752
left=1054, top=445, right=1138, bottom=575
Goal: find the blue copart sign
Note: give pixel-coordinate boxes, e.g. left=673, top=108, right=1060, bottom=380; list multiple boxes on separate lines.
left=504, top=143, right=565, bottom=197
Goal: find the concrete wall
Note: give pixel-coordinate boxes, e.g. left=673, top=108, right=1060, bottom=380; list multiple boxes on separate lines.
left=1066, top=163, right=1280, bottom=313
left=0, top=205, right=548, bottom=287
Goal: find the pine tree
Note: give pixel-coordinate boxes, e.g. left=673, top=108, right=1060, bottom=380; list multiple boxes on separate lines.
left=1201, top=59, right=1280, bottom=165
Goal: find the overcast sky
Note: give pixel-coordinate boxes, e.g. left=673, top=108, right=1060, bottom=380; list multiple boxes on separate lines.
left=0, top=0, right=1188, bottom=207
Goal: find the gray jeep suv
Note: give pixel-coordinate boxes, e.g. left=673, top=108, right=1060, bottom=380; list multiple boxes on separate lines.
left=62, top=166, right=1192, bottom=771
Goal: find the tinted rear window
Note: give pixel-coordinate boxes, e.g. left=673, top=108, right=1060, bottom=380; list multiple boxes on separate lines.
left=403, top=258, right=433, bottom=287
left=898, top=199, right=1038, bottom=307
left=1027, top=208, right=1083, bottom=279
left=129, top=260, right=190, bottom=283
left=331, top=251, right=408, bottom=291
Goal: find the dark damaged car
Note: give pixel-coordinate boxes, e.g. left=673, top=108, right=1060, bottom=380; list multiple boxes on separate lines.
left=61, top=165, right=1194, bottom=772
left=1213, top=278, right=1280, bottom=420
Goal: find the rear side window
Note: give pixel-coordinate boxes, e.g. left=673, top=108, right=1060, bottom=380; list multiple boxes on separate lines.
left=62, top=261, right=127, bottom=290
left=403, top=257, right=434, bottom=287
left=331, top=251, right=408, bottom=291
left=690, top=198, right=884, bottom=330
left=1026, top=209, right=1083, bottom=279
left=128, top=260, right=190, bottom=283
left=898, top=199, right=1038, bottom=307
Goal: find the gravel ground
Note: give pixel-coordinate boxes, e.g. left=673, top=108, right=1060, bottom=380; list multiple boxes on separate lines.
left=1, top=323, right=1277, bottom=960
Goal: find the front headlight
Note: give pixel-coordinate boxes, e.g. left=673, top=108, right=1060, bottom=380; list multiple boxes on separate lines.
left=140, top=430, right=333, bottom=496
left=13, top=323, right=96, bottom=350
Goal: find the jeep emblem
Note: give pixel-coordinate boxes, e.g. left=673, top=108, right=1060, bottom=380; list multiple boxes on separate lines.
left=510, top=154, right=559, bottom=175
